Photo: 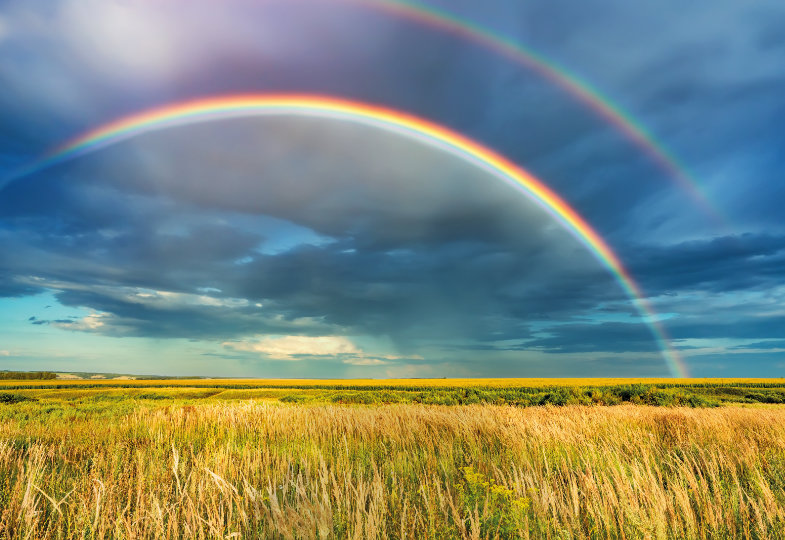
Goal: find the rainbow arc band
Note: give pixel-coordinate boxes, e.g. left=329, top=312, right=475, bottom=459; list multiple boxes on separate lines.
left=344, top=0, right=723, bottom=225
left=4, top=94, right=688, bottom=377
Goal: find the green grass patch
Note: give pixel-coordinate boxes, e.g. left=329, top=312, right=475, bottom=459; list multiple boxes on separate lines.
left=4, top=381, right=784, bottom=408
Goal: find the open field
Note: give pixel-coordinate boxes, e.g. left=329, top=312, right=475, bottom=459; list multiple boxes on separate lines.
left=1, top=380, right=785, bottom=538
left=4, top=378, right=785, bottom=407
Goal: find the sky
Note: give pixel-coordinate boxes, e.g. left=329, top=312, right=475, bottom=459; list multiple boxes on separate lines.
left=0, top=0, right=784, bottom=378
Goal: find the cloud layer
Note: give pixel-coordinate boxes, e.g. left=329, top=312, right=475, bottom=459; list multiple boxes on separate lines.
left=1, top=0, right=784, bottom=376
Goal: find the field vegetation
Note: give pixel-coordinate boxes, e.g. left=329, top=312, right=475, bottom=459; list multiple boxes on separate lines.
left=3, top=378, right=785, bottom=407
left=1, top=379, right=784, bottom=538
left=0, top=371, right=56, bottom=381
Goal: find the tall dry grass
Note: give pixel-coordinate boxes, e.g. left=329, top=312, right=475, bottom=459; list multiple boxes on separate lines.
left=1, top=402, right=784, bottom=538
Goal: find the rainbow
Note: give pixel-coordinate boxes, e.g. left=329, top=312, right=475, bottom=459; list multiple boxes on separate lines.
left=340, top=0, right=723, bottom=224
left=6, top=94, right=688, bottom=377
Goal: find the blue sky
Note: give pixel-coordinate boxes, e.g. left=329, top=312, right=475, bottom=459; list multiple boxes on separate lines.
left=1, top=0, right=784, bottom=377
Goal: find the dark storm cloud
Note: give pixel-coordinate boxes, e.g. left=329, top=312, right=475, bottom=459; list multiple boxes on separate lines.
left=47, top=288, right=339, bottom=339
left=4, top=118, right=784, bottom=356
left=0, top=270, right=41, bottom=298
left=627, top=233, right=785, bottom=294
left=2, top=0, right=783, bottom=237
left=515, top=322, right=658, bottom=354
left=0, top=116, right=622, bottom=346
left=424, top=0, right=785, bottom=235
left=670, top=317, right=785, bottom=342
left=22, top=117, right=592, bottom=256
left=13, top=208, right=613, bottom=343
left=729, top=341, right=785, bottom=351
left=436, top=323, right=658, bottom=355
left=224, top=241, right=610, bottom=341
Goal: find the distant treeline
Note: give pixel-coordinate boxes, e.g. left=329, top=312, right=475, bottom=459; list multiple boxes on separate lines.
left=0, top=371, right=57, bottom=380
left=4, top=380, right=785, bottom=392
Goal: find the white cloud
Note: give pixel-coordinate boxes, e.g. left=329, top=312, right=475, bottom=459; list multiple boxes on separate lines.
left=222, top=335, right=426, bottom=365
left=59, top=0, right=179, bottom=83
left=53, top=312, right=110, bottom=332
left=223, top=335, right=363, bottom=361
left=0, top=350, right=9, bottom=356
left=133, top=289, right=250, bottom=309
left=342, top=357, right=389, bottom=366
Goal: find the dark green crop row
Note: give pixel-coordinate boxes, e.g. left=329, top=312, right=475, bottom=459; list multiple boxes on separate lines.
left=4, top=383, right=785, bottom=408
left=280, top=386, right=721, bottom=407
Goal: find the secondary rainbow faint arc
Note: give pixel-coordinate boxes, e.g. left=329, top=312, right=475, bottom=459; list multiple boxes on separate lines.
left=340, top=0, right=722, bottom=224
left=17, top=94, right=688, bottom=377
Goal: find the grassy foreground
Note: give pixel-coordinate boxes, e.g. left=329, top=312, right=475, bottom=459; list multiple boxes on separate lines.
left=1, top=394, right=785, bottom=538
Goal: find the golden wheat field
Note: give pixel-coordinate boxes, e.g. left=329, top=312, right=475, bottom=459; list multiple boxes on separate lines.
left=1, top=379, right=785, bottom=539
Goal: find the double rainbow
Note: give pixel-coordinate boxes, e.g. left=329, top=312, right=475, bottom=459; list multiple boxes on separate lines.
left=5, top=94, right=688, bottom=377
left=341, top=0, right=723, bottom=224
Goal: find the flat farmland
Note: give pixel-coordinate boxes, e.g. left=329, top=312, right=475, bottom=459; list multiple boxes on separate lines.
left=3, top=377, right=785, bottom=407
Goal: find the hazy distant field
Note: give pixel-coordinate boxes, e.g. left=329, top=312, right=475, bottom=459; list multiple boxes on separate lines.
left=2, top=379, right=785, bottom=538
left=6, top=376, right=785, bottom=387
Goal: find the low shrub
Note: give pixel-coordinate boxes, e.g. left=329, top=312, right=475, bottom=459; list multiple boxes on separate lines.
left=280, top=394, right=309, bottom=404
left=0, top=393, right=37, bottom=404
left=745, top=392, right=785, bottom=404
